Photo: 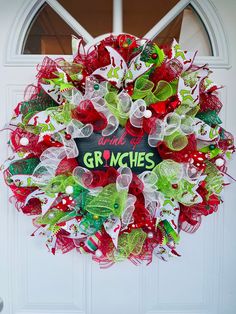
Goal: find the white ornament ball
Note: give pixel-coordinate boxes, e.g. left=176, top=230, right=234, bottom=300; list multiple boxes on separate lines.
left=215, top=158, right=224, bottom=167
left=20, top=137, right=29, bottom=146
left=147, top=232, right=154, bottom=239
left=190, top=167, right=197, bottom=174
left=65, top=185, right=74, bottom=194
left=48, top=212, right=55, bottom=219
left=144, top=110, right=152, bottom=119
left=95, top=249, right=102, bottom=257
left=77, top=73, right=83, bottom=80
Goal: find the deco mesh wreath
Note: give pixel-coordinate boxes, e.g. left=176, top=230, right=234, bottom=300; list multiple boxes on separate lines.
left=2, top=34, right=235, bottom=267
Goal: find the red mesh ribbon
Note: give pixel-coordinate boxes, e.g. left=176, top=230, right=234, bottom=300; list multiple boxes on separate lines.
left=157, top=134, right=197, bottom=162
left=199, top=84, right=223, bottom=113
left=72, top=100, right=108, bottom=132
left=150, top=58, right=183, bottom=84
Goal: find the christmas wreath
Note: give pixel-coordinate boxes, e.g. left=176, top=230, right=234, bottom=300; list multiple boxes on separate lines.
left=2, top=34, right=234, bottom=267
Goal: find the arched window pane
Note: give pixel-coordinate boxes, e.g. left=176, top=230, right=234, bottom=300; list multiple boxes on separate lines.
left=152, top=5, right=212, bottom=56
left=23, top=4, right=77, bottom=54
left=123, top=0, right=180, bottom=38
left=179, top=6, right=212, bottom=56
left=57, top=0, right=113, bottom=37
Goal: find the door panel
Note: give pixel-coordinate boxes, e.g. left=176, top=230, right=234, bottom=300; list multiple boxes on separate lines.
left=0, top=1, right=235, bottom=314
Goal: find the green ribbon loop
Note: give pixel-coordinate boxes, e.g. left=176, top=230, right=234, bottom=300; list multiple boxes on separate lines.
left=85, top=183, right=127, bottom=217
left=113, top=229, right=147, bottom=261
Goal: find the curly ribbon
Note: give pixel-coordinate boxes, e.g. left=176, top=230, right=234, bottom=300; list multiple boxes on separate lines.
left=32, top=147, right=67, bottom=186
left=52, top=119, right=93, bottom=159
left=152, top=160, right=204, bottom=206
left=105, top=90, right=132, bottom=126
left=148, top=112, right=194, bottom=150
left=132, top=76, right=175, bottom=105
left=121, top=194, right=136, bottom=229
left=63, top=76, right=119, bottom=136
left=138, top=171, right=162, bottom=217
left=113, top=229, right=147, bottom=261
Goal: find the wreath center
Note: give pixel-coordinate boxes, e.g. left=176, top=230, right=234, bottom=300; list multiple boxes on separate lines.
left=75, top=127, right=162, bottom=173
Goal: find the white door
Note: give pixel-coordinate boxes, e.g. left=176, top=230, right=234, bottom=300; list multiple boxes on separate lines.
left=0, top=0, right=235, bottom=313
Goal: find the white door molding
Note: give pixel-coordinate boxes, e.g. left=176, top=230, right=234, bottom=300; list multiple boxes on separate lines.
left=4, top=0, right=230, bottom=69
left=4, top=0, right=93, bottom=67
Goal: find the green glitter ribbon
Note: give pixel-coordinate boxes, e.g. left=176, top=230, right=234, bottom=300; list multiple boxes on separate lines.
left=113, top=229, right=147, bottom=261
left=85, top=183, right=127, bottom=217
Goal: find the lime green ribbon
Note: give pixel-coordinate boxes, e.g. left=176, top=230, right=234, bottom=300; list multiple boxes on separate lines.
left=85, top=183, right=127, bottom=217
left=132, top=76, right=177, bottom=105
left=42, top=175, right=85, bottom=197
left=79, top=213, right=106, bottom=236
left=152, top=160, right=201, bottom=205
left=113, top=229, right=147, bottom=261
left=104, top=92, right=129, bottom=127
left=204, top=161, right=224, bottom=196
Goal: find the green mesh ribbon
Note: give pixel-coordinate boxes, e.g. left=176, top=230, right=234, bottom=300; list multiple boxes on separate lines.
left=132, top=76, right=154, bottom=100
left=79, top=213, right=106, bottom=235
left=51, top=103, right=73, bottom=124
left=164, top=130, right=188, bottom=151
left=20, top=90, right=58, bottom=117
left=36, top=209, right=67, bottom=234
left=8, top=158, right=40, bottom=175
left=132, top=76, right=177, bottom=105
left=113, top=229, right=147, bottom=261
left=104, top=92, right=129, bottom=126
left=152, top=160, right=199, bottom=205
left=196, top=110, right=222, bottom=126
left=204, top=161, right=224, bottom=196
left=85, top=183, right=127, bottom=217
left=42, top=175, right=85, bottom=196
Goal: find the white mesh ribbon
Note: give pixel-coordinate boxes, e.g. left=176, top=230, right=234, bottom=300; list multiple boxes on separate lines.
left=121, top=194, right=136, bottom=230
left=54, top=119, right=93, bottom=159
left=116, top=167, right=133, bottom=192
left=63, top=76, right=119, bottom=137
left=138, top=171, right=162, bottom=217
left=32, top=147, right=67, bottom=185
left=148, top=112, right=194, bottom=147
left=129, top=99, right=146, bottom=128
left=72, top=166, right=102, bottom=195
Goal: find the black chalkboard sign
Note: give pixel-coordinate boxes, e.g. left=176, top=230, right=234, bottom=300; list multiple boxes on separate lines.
left=75, top=127, right=161, bottom=174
